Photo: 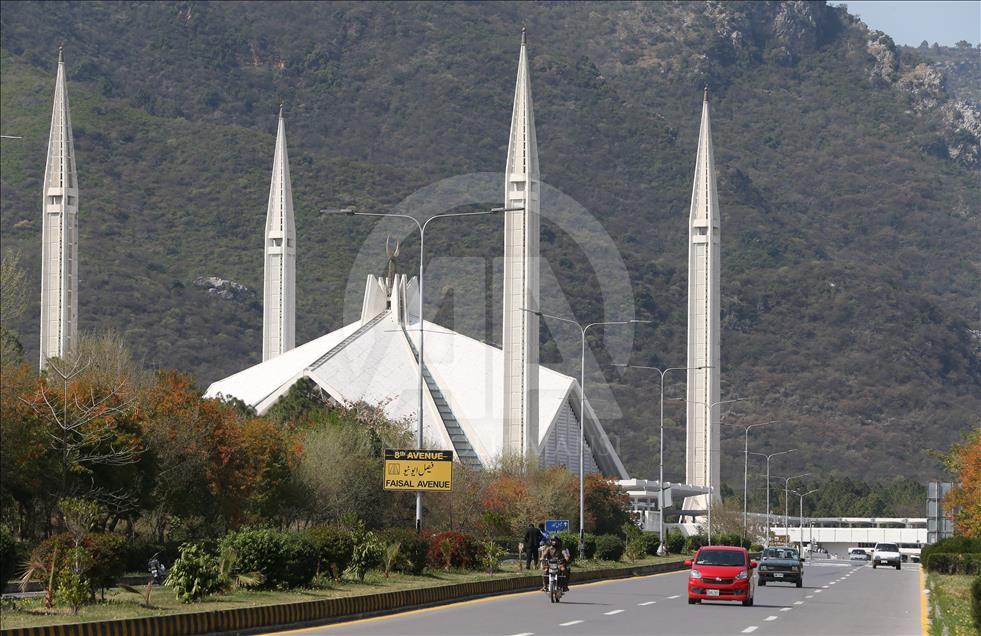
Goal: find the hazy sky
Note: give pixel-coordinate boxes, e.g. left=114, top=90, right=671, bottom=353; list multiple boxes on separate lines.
left=832, top=1, right=981, bottom=46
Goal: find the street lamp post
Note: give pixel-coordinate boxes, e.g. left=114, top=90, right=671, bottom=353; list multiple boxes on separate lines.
left=725, top=420, right=781, bottom=546
left=326, top=205, right=515, bottom=533
left=792, top=488, right=819, bottom=553
left=749, top=449, right=798, bottom=546
left=611, top=364, right=708, bottom=555
left=523, top=309, right=649, bottom=555
left=779, top=473, right=811, bottom=539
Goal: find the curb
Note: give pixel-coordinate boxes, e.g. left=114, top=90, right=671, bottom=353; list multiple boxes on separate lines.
left=1, top=560, right=687, bottom=636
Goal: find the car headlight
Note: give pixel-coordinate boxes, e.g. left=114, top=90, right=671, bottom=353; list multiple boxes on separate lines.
left=689, top=570, right=702, bottom=579
left=759, top=565, right=768, bottom=571
left=736, top=569, right=749, bottom=581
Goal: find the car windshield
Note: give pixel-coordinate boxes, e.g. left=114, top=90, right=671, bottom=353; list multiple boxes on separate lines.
left=763, top=548, right=799, bottom=560
left=695, top=550, right=745, bottom=566
left=876, top=544, right=898, bottom=552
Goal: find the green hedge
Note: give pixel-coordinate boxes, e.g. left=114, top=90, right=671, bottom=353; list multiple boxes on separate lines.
left=921, top=536, right=981, bottom=565
left=924, top=553, right=981, bottom=576
left=666, top=530, right=686, bottom=554
left=220, top=528, right=317, bottom=589
left=305, top=526, right=353, bottom=579
left=375, top=528, right=428, bottom=575
left=972, top=575, right=981, bottom=631
left=594, top=535, right=625, bottom=561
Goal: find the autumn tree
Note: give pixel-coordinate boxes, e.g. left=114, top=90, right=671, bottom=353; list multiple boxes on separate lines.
left=942, top=429, right=980, bottom=538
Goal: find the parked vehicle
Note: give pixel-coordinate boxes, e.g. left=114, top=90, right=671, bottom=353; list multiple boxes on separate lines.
left=686, top=546, right=756, bottom=606
left=757, top=545, right=804, bottom=587
left=871, top=543, right=902, bottom=570
left=848, top=548, right=870, bottom=561
left=545, top=558, right=564, bottom=603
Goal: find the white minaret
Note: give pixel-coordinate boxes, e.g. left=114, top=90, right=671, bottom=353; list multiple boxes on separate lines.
left=685, top=88, right=721, bottom=512
left=262, top=105, right=296, bottom=361
left=502, top=29, right=540, bottom=458
left=39, top=46, right=78, bottom=369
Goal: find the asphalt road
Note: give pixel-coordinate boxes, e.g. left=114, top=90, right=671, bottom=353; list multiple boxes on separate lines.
left=267, top=560, right=923, bottom=636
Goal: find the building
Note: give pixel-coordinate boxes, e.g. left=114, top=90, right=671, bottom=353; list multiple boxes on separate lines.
left=39, top=47, right=78, bottom=368
left=206, top=272, right=629, bottom=478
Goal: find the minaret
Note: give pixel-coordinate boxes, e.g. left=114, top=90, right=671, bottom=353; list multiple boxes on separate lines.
left=502, top=28, right=540, bottom=458
left=685, top=88, right=721, bottom=512
left=39, top=46, right=78, bottom=369
left=262, top=105, right=296, bottom=361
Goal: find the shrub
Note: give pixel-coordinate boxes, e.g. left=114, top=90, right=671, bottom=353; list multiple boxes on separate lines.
left=750, top=543, right=764, bottom=553
left=555, top=532, right=580, bottom=561
left=478, top=540, right=505, bottom=574
left=489, top=536, right=520, bottom=553
left=426, top=532, right=476, bottom=570
left=57, top=566, right=89, bottom=615
left=166, top=543, right=222, bottom=603
left=347, top=522, right=382, bottom=581
left=594, top=535, right=625, bottom=562
left=1, top=526, right=19, bottom=585
left=220, top=528, right=317, bottom=589
left=685, top=534, right=708, bottom=553
left=86, top=534, right=127, bottom=598
left=921, top=537, right=981, bottom=566
left=972, top=575, right=981, bottom=631
left=638, top=532, right=661, bottom=556
left=120, top=539, right=180, bottom=574
left=305, top=526, right=353, bottom=579
left=582, top=533, right=597, bottom=559
left=716, top=533, right=748, bottom=548
left=666, top=531, right=686, bottom=554
left=376, top=528, right=427, bottom=575
left=924, top=553, right=981, bottom=575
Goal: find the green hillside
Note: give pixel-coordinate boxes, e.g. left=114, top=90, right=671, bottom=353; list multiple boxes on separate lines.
left=1, top=1, right=978, bottom=485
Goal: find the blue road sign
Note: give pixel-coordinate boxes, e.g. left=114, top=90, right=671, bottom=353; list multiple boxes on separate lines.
left=545, top=519, right=570, bottom=534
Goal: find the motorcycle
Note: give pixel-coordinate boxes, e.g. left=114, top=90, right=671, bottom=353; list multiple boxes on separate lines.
left=148, top=553, right=167, bottom=585
left=546, top=558, right=564, bottom=603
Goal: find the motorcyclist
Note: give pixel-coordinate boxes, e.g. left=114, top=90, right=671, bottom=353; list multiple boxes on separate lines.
left=540, top=536, right=571, bottom=592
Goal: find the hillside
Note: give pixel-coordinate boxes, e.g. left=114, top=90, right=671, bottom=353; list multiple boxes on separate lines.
left=1, top=1, right=978, bottom=486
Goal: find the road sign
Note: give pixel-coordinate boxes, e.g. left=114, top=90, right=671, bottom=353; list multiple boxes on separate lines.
left=383, top=449, right=453, bottom=491
left=545, top=519, right=569, bottom=534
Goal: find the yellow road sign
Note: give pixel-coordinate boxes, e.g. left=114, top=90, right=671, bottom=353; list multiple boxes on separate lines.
left=383, top=449, right=454, bottom=491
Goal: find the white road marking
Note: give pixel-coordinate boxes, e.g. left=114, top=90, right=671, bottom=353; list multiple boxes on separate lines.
left=511, top=633, right=534, bottom=636
left=604, top=610, right=624, bottom=616
left=764, top=616, right=778, bottom=621
left=815, top=589, right=823, bottom=593
left=780, top=607, right=793, bottom=612
left=667, top=595, right=680, bottom=599
left=638, top=601, right=656, bottom=606
left=794, top=601, right=804, bottom=605
left=559, top=621, right=584, bottom=627
left=822, top=585, right=829, bottom=588
left=741, top=627, right=759, bottom=634
left=805, top=595, right=814, bottom=598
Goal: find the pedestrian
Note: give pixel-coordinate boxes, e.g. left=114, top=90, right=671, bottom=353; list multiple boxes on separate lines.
left=522, top=523, right=541, bottom=570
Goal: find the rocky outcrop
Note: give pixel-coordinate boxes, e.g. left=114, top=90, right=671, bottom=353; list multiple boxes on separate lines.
left=866, top=31, right=899, bottom=86
left=193, top=276, right=256, bottom=302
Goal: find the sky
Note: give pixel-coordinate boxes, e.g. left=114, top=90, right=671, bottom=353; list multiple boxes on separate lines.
left=831, top=1, right=981, bottom=46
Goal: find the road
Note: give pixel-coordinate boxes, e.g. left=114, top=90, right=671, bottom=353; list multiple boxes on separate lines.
left=267, top=560, right=924, bottom=636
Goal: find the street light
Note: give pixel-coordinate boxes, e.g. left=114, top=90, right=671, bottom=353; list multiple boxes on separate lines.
left=523, top=308, right=650, bottom=555
left=324, top=204, right=515, bottom=533
left=721, top=420, right=782, bottom=545
left=611, top=363, right=708, bottom=555
left=778, top=472, right=811, bottom=540
left=673, top=396, right=748, bottom=543
left=749, top=448, right=798, bottom=546
left=791, top=488, right=819, bottom=554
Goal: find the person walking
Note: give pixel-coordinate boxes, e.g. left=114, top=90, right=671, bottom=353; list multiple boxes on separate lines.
left=523, top=523, right=543, bottom=570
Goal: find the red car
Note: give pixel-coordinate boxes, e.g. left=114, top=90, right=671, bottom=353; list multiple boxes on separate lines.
left=685, top=545, right=757, bottom=606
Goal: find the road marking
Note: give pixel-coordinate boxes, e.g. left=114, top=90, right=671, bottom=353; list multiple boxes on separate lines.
left=560, top=620, right=584, bottom=627
left=822, top=585, right=829, bottom=588
left=781, top=607, right=793, bottom=612
left=604, top=610, right=624, bottom=615
left=511, top=633, right=534, bottom=636
left=806, top=595, right=814, bottom=598
left=741, top=628, right=759, bottom=634
left=638, top=601, right=656, bottom=606
left=764, top=616, right=778, bottom=621
left=794, top=601, right=804, bottom=605
left=815, top=589, right=823, bottom=593
left=667, top=594, right=680, bottom=599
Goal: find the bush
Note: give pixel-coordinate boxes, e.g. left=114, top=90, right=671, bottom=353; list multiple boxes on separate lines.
left=220, top=528, right=317, bottom=589
left=921, top=537, right=981, bottom=566
left=594, top=535, right=625, bottom=562
left=478, top=540, right=505, bottom=574
left=637, top=532, right=661, bottom=556
left=375, top=528, right=427, bottom=575
left=489, top=536, right=520, bottom=553
left=120, top=539, right=180, bottom=574
left=685, top=534, right=708, bottom=554
left=555, top=532, right=580, bottom=561
left=166, top=543, right=222, bottom=603
left=666, top=531, right=686, bottom=555
left=86, top=534, right=127, bottom=597
left=347, top=522, right=382, bottom=581
left=57, top=566, right=89, bottom=615
left=0, top=526, right=19, bottom=585
left=305, top=526, right=353, bottom=579
left=426, top=532, right=476, bottom=570
left=924, top=553, right=981, bottom=575
left=716, top=533, right=749, bottom=548
left=972, top=575, right=981, bottom=631
left=750, top=543, right=764, bottom=553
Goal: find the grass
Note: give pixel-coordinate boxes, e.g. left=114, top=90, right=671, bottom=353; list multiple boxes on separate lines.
left=927, top=572, right=978, bottom=636
left=0, top=555, right=682, bottom=629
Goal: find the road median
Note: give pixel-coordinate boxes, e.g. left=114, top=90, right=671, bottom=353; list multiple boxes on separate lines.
left=0, top=559, right=686, bottom=636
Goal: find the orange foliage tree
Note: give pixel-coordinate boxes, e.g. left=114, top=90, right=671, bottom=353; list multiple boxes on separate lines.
left=942, top=429, right=980, bottom=538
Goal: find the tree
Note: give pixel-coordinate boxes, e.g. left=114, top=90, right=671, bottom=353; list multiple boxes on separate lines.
left=942, top=429, right=980, bottom=538
left=0, top=251, right=28, bottom=365
left=583, top=474, right=631, bottom=536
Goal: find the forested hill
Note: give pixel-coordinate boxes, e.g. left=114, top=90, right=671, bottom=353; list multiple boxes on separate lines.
left=1, top=1, right=978, bottom=485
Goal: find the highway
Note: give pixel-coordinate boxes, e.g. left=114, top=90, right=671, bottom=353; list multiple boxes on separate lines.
left=268, top=560, right=924, bottom=636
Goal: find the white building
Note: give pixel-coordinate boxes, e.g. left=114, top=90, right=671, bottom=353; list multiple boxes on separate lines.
left=39, top=47, right=79, bottom=368
left=206, top=273, right=628, bottom=478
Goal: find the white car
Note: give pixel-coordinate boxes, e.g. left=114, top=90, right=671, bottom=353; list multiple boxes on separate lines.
left=848, top=548, right=869, bottom=561
left=871, top=543, right=902, bottom=570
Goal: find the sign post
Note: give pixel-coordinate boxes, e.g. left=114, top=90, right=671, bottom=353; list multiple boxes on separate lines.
left=383, top=450, right=454, bottom=492
left=545, top=519, right=570, bottom=535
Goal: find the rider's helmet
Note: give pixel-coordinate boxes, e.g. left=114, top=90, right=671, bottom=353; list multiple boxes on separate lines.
left=551, top=536, right=562, bottom=547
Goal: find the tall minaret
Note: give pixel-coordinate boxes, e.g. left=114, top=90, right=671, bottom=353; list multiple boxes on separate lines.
left=39, top=46, right=78, bottom=369
left=502, top=29, right=540, bottom=458
left=685, top=88, right=721, bottom=511
left=262, top=105, right=296, bottom=361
